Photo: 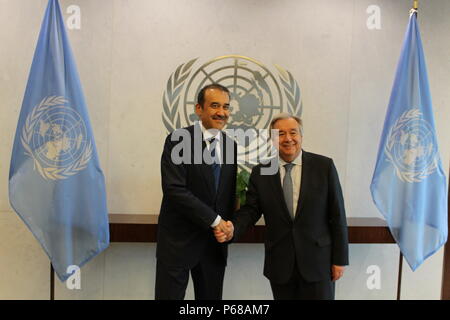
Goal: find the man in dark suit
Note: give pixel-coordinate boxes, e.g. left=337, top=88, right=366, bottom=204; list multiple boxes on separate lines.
left=155, top=84, right=237, bottom=300
left=215, top=113, right=348, bottom=300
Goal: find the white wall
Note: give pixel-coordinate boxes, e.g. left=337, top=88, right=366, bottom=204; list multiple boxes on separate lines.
left=0, top=0, right=449, bottom=299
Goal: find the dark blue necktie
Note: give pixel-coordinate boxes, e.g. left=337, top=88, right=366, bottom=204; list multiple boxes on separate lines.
left=209, top=137, right=221, bottom=191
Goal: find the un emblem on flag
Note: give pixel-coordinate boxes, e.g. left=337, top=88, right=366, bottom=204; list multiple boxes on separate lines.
left=385, top=109, right=439, bottom=183
left=21, top=96, right=92, bottom=180
left=162, top=55, right=302, bottom=169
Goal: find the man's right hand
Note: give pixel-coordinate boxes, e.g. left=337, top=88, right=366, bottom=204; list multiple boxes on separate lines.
left=214, top=220, right=234, bottom=243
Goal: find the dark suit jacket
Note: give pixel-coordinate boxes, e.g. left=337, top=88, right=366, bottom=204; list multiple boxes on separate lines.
left=233, top=151, right=349, bottom=283
left=157, top=124, right=237, bottom=268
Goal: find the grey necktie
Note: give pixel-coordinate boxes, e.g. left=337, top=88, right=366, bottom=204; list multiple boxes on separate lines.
left=283, top=163, right=295, bottom=220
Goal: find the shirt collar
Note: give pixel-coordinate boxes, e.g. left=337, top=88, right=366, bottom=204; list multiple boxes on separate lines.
left=198, top=121, right=221, bottom=142
left=279, top=150, right=303, bottom=167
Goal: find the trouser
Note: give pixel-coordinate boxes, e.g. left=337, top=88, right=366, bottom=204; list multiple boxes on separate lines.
left=270, top=260, right=335, bottom=300
left=155, top=245, right=226, bottom=300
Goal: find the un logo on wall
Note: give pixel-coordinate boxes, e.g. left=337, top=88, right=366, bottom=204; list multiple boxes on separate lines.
left=21, top=96, right=92, bottom=180
left=162, top=55, right=302, bottom=168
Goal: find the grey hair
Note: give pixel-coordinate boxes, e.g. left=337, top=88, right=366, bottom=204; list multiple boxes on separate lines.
left=270, top=112, right=303, bottom=136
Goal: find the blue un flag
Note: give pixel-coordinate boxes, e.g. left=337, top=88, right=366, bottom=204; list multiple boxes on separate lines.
left=9, top=0, right=109, bottom=281
left=370, top=10, right=448, bottom=271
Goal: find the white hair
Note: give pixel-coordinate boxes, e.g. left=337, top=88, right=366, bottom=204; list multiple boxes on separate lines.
left=270, top=112, right=303, bottom=136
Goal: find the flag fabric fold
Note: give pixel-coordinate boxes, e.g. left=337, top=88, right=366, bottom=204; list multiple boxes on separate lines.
left=370, top=11, right=447, bottom=271
left=9, top=0, right=109, bottom=281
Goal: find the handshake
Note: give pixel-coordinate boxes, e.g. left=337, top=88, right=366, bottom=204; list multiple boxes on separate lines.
left=213, top=219, right=234, bottom=243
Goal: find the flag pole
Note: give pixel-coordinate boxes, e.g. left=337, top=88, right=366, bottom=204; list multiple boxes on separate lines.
left=50, top=264, right=55, bottom=300
left=395, top=4, right=414, bottom=301
left=395, top=3, right=413, bottom=300
left=397, top=253, right=403, bottom=300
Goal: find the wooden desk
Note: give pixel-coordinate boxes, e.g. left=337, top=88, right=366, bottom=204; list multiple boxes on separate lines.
left=108, top=214, right=395, bottom=244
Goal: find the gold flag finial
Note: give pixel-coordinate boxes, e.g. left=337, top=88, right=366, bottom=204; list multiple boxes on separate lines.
left=413, top=0, right=418, bottom=10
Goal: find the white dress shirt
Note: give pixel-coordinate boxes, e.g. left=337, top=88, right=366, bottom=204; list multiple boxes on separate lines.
left=199, top=121, right=222, bottom=165
left=279, top=151, right=302, bottom=216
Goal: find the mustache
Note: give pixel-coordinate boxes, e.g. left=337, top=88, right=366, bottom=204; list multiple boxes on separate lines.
left=212, top=115, right=228, bottom=120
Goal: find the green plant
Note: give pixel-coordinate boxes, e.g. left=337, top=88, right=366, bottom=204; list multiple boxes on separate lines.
left=236, top=168, right=250, bottom=206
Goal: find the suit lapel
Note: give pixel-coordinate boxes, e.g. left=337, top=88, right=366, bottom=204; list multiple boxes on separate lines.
left=294, top=151, right=308, bottom=219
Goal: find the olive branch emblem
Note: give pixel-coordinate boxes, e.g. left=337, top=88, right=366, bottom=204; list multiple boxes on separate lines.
left=385, top=108, right=437, bottom=183
left=162, top=59, right=197, bottom=132
left=21, top=96, right=92, bottom=181
left=275, top=64, right=302, bottom=118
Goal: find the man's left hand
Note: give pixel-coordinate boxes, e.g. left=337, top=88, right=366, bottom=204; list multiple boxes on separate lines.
left=331, top=265, right=345, bottom=282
